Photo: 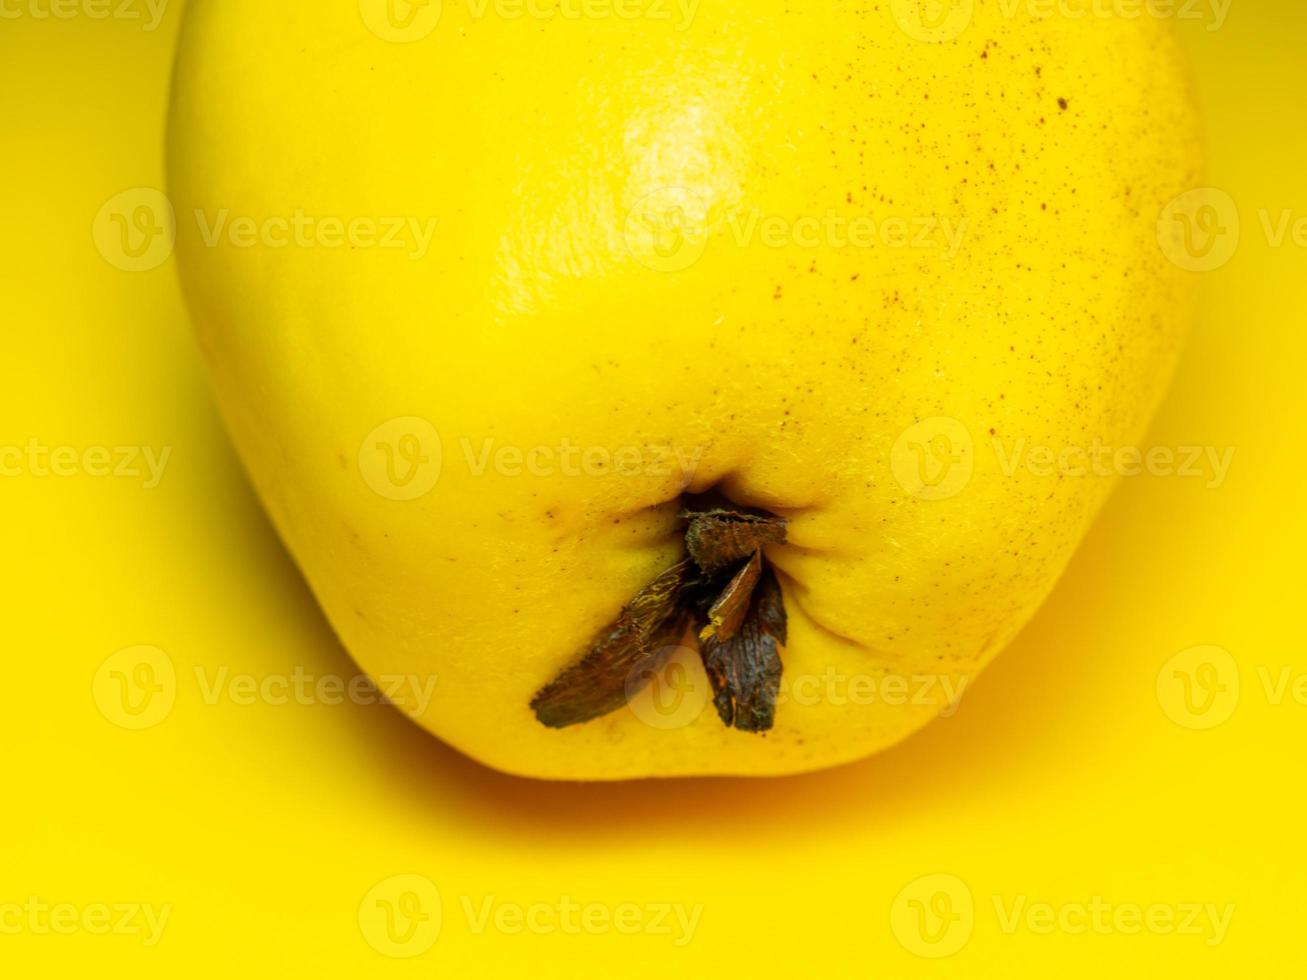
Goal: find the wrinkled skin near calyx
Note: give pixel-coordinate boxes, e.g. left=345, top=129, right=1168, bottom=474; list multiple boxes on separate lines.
left=168, top=1, right=1201, bottom=778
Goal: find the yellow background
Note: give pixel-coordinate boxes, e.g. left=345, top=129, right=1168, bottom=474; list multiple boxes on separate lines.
left=2, top=3, right=1303, bottom=975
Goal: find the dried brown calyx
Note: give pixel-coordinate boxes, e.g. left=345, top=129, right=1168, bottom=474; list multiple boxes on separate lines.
left=531, top=501, right=788, bottom=733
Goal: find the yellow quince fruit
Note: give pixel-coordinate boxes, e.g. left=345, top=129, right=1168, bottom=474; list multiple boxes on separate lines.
left=168, top=0, right=1201, bottom=778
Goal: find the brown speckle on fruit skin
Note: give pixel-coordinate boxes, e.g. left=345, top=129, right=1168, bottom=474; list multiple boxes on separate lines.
left=1058, top=97, right=1069, bottom=110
